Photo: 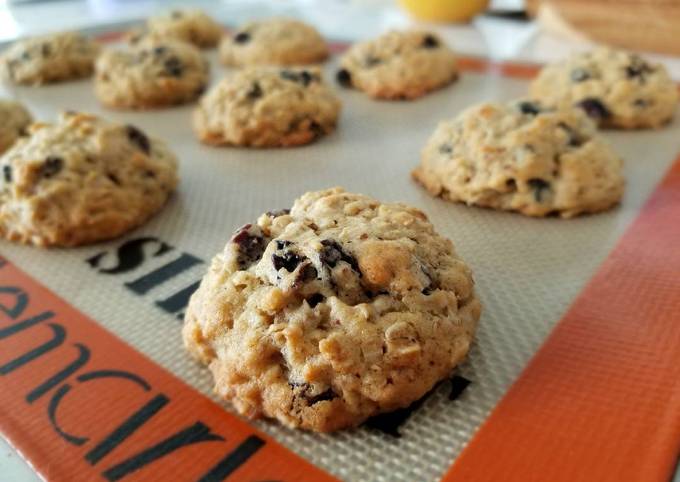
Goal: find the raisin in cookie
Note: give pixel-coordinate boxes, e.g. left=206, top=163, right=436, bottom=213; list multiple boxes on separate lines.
left=0, top=112, right=178, bottom=246
left=142, top=9, right=223, bottom=49
left=0, top=100, right=32, bottom=154
left=530, top=48, right=678, bottom=129
left=183, top=187, right=481, bottom=432
left=193, top=67, right=340, bottom=147
left=95, top=39, right=209, bottom=109
left=412, top=101, right=624, bottom=218
left=219, top=17, right=328, bottom=67
left=1, top=32, right=100, bottom=86
left=336, top=30, right=458, bottom=100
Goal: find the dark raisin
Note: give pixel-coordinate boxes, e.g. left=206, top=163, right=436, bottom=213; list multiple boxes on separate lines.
left=439, top=144, right=453, bottom=154
left=280, top=70, right=313, bottom=87
left=633, top=98, right=650, bottom=108
left=107, top=173, right=121, bottom=185
left=518, top=101, right=541, bottom=116
left=266, top=208, right=290, bottom=217
left=625, top=57, right=653, bottom=80
left=577, top=98, right=611, bottom=121
left=422, top=34, right=439, bottom=49
left=41, top=44, right=51, bottom=57
left=233, top=32, right=250, bottom=44
left=246, top=81, right=263, bottom=100
left=299, top=70, right=313, bottom=86
left=273, top=251, right=304, bottom=272
left=153, top=46, right=167, bottom=56
left=296, top=263, right=318, bottom=283
left=557, top=122, right=584, bottom=147
left=280, top=70, right=297, bottom=83
left=40, top=156, right=63, bottom=178
left=2, top=165, right=11, bottom=183
left=319, top=239, right=360, bottom=273
left=336, top=68, right=352, bottom=88
left=276, top=240, right=293, bottom=250
left=310, top=120, right=324, bottom=137
left=306, top=293, right=325, bottom=307
left=528, top=178, right=550, bottom=202
left=506, top=178, right=517, bottom=190
left=364, top=56, right=381, bottom=67
left=232, top=224, right=267, bottom=269
left=164, top=57, right=183, bottom=77
left=448, top=375, right=471, bottom=401
left=20, top=51, right=31, bottom=61
left=289, top=382, right=337, bottom=405
left=126, top=125, right=151, bottom=154
left=307, top=389, right=336, bottom=405
left=570, top=68, right=590, bottom=82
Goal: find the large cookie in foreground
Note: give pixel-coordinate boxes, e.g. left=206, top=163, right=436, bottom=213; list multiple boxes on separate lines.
left=412, top=101, right=625, bottom=218
left=0, top=112, right=178, bottom=246
left=529, top=48, right=678, bottom=129
left=183, top=188, right=481, bottom=432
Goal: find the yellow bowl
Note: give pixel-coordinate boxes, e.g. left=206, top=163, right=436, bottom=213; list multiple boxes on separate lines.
left=399, top=0, right=490, bottom=23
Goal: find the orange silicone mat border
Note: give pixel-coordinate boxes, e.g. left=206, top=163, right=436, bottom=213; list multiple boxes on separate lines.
left=2, top=29, right=680, bottom=481
left=442, top=155, right=680, bottom=482
left=0, top=258, right=339, bottom=482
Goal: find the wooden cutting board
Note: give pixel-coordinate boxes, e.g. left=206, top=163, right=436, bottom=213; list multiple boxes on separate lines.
left=529, top=0, right=680, bottom=56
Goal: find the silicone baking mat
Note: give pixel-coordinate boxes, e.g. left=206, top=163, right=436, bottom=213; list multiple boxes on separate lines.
left=1, top=33, right=680, bottom=482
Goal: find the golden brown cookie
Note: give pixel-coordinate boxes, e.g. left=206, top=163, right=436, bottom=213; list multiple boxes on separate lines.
left=219, top=17, right=328, bottom=67
left=183, top=187, right=481, bottom=432
left=145, top=9, right=223, bottom=49
left=530, top=48, right=678, bottom=129
left=0, top=112, right=178, bottom=246
left=193, top=67, right=340, bottom=147
left=336, top=30, right=458, bottom=100
left=413, top=100, right=625, bottom=218
left=1, top=32, right=100, bottom=86
left=95, top=39, right=209, bottom=109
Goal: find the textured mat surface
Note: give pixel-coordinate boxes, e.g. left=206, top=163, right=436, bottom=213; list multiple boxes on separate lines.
left=1, top=51, right=679, bottom=481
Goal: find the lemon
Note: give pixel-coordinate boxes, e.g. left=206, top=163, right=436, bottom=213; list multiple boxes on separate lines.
left=399, top=0, right=489, bottom=23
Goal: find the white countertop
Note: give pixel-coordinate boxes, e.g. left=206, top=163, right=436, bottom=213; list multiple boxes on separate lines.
left=1, top=1, right=679, bottom=480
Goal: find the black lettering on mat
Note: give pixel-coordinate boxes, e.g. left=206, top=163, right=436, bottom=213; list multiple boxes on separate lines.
left=0, top=270, right=268, bottom=480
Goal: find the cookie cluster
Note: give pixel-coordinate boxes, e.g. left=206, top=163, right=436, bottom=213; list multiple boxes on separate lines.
left=0, top=8, right=677, bottom=434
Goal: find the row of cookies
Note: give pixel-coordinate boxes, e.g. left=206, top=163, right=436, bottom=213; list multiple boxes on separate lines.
left=179, top=45, right=679, bottom=431
left=0, top=104, right=482, bottom=432
left=0, top=11, right=678, bottom=433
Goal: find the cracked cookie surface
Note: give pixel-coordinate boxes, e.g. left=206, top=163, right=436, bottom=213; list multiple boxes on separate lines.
left=0, top=112, right=178, bottom=246
left=95, top=39, right=210, bottom=109
left=530, top=48, right=678, bottom=129
left=412, top=101, right=625, bottom=218
left=336, top=30, right=458, bottom=100
left=219, top=17, right=328, bottom=67
left=183, top=187, right=481, bottom=432
left=193, top=67, right=340, bottom=147
left=0, top=100, right=32, bottom=154
left=1, top=32, right=100, bottom=86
